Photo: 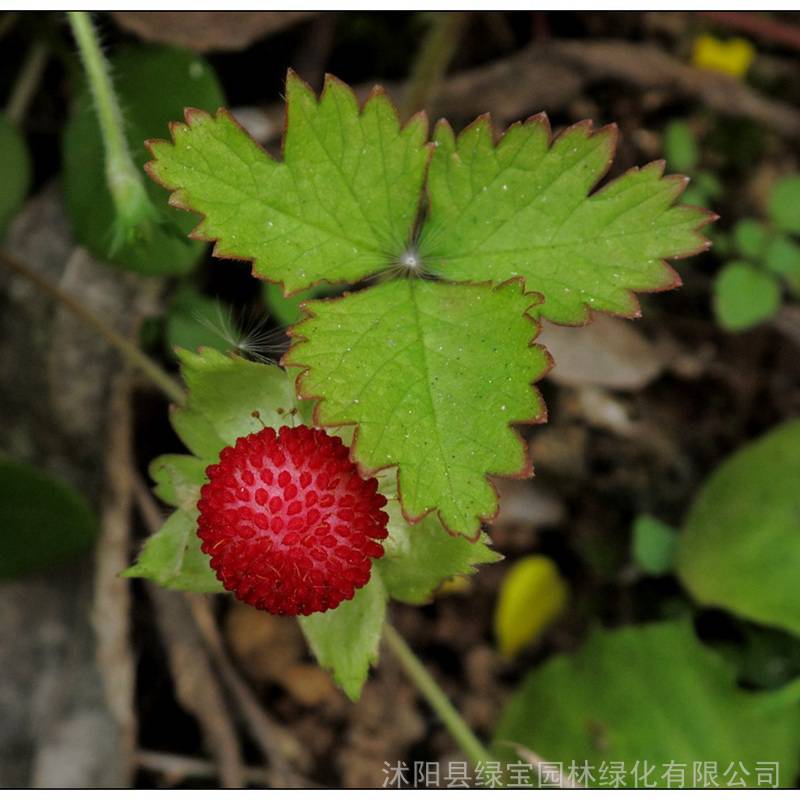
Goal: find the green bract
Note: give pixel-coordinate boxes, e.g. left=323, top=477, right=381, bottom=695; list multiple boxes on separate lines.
left=146, top=71, right=710, bottom=538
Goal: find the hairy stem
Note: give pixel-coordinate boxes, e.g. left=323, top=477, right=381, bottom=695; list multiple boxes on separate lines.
left=67, top=11, right=158, bottom=249
left=401, top=12, right=469, bottom=119
left=5, top=39, right=47, bottom=126
left=0, top=249, right=186, bottom=405
left=383, top=622, right=492, bottom=765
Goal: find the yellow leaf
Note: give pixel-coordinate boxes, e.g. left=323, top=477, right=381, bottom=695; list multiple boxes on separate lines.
left=692, top=35, right=755, bottom=79
left=494, top=555, right=569, bottom=659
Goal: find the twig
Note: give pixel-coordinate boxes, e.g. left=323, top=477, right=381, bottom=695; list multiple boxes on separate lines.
left=92, top=371, right=137, bottom=785
left=132, top=476, right=308, bottom=787
left=187, top=594, right=310, bottom=786
left=0, top=248, right=186, bottom=405
left=5, top=39, right=47, bottom=126
left=697, top=10, right=800, bottom=51
left=400, top=11, right=469, bottom=119
left=136, top=750, right=273, bottom=787
left=383, top=622, right=492, bottom=766
left=131, top=476, right=245, bottom=788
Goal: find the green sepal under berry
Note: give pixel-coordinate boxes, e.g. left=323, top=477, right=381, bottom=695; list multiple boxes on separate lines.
left=421, top=115, right=715, bottom=324
left=145, top=71, right=430, bottom=294
left=378, top=498, right=500, bottom=603
left=286, top=278, right=549, bottom=538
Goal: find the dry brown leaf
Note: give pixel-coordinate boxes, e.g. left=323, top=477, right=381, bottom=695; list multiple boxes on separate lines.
left=112, top=11, right=315, bottom=53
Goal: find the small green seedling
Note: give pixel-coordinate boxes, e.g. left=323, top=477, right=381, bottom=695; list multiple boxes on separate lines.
left=714, top=176, right=800, bottom=331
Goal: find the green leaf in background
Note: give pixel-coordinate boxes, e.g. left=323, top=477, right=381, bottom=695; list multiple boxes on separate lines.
left=764, top=234, right=800, bottom=286
left=693, top=170, right=723, bottom=200
left=422, top=117, right=713, bottom=324
left=713, top=261, right=781, bottom=331
left=299, top=573, right=387, bottom=701
left=378, top=499, right=500, bottom=603
left=63, top=46, right=225, bottom=275
left=0, top=113, right=31, bottom=240
left=124, top=508, right=224, bottom=592
left=146, top=72, right=430, bottom=293
left=494, top=619, right=800, bottom=787
left=165, top=285, right=240, bottom=356
left=768, top=175, right=800, bottom=235
left=733, top=218, right=770, bottom=261
left=262, top=280, right=347, bottom=328
left=287, top=279, right=549, bottom=537
left=663, top=120, right=699, bottom=173
left=676, top=420, right=800, bottom=637
left=0, top=459, right=96, bottom=578
left=631, top=514, right=678, bottom=576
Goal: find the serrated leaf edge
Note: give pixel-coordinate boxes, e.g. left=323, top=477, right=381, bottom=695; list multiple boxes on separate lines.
left=428, top=112, right=718, bottom=326
left=144, top=70, right=432, bottom=300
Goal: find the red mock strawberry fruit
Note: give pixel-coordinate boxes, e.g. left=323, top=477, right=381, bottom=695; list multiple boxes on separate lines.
left=197, top=425, right=389, bottom=615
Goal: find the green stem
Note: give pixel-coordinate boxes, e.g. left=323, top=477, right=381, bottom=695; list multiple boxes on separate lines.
left=0, top=249, right=186, bottom=406
left=67, top=11, right=158, bottom=249
left=5, top=39, right=48, bottom=126
left=383, top=622, right=492, bottom=765
left=400, top=12, right=469, bottom=119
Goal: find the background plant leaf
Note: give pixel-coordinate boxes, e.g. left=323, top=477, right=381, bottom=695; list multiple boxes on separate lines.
left=299, top=573, right=387, bottom=701
left=0, top=113, right=31, bottom=240
left=63, top=45, right=225, bottom=275
left=421, top=116, right=713, bottom=323
left=146, top=72, right=430, bottom=293
left=676, top=420, right=800, bottom=637
left=0, top=459, right=96, bottom=579
left=713, top=261, right=781, bottom=331
left=494, top=619, right=800, bottom=787
left=287, top=278, right=549, bottom=537
left=378, top=498, right=500, bottom=603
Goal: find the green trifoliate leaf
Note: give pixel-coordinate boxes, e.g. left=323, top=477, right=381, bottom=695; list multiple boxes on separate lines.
left=677, top=420, right=800, bottom=637
left=494, top=619, right=800, bottom=787
left=124, top=508, right=225, bottom=592
left=713, top=261, right=781, bottom=332
left=421, top=117, right=713, bottom=323
left=146, top=72, right=430, bottom=294
left=299, top=573, right=387, bottom=701
left=63, top=46, right=225, bottom=275
left=286, top=279, right=548, bottom=537
left=378, top=499, right=500, bottom=603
